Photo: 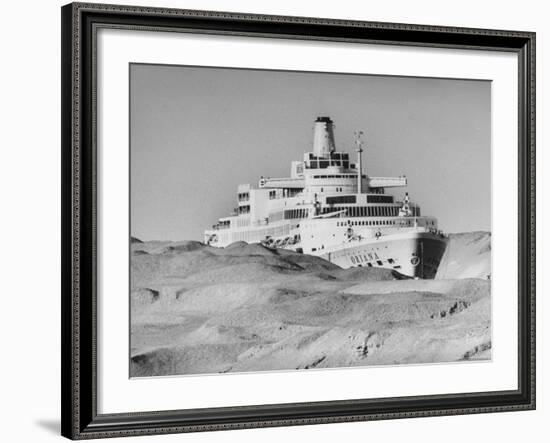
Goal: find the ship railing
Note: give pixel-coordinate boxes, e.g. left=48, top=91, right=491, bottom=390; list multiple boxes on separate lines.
left=343, top=218, right=447, bottom=239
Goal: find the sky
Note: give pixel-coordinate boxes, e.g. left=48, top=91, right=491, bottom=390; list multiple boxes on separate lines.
left=130, top=64, right=491, bottom=241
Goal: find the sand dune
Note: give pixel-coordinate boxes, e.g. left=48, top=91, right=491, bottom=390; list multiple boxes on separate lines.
left=130, top=234, right=491, bottom=377
left=436, top=231, right=491, bottom=279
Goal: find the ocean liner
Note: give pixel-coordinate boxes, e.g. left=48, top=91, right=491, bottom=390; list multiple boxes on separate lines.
left=204, top=117, right=447, bottom=278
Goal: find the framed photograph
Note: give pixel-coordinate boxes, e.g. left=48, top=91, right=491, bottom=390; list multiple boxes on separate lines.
left=61, top=2, right=536, bottom=439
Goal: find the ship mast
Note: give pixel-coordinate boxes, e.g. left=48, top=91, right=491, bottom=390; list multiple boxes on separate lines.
left=355, top=130, right=364, bottom=194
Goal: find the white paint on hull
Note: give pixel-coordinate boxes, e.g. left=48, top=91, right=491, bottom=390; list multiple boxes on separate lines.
left=317, top=231, right=448, bottom=278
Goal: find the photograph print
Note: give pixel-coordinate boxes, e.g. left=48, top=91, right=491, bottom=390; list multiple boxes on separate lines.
left=129, top=64, right=491, bottom=377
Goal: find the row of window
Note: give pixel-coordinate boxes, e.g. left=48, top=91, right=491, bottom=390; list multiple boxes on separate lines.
left=312, top=174, right=366, bottom=179
left=284, top=208, right=309, bottom=220
left=308, top=152, right=349, bottom=160
left=268, top=189, right=302, bottom=200
left=367, top=195, right=394, bottom=203
left=326, top=195, right=357, bottom=204
left=307, top=160, right=350, bottom=169
left=238, top=205, right=250, bottom=214
left=282, top=205, right=419, bottom=221
left=337, top=219, right=416, bottom=227
left=350, top=256, right=388, bottom=266
left=211, top=220, right=231, bottom=230
left=324, top=195, right=394, bottom=205
left=237, top=192, right=249, bottom=202
left=320, top=206, right=408, bottom=217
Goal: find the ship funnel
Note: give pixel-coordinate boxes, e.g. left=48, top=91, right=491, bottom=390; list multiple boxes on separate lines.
left=312, top=117, right=336, bottom=157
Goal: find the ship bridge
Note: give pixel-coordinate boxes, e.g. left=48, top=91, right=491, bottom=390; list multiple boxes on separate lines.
left=258, top=116, right=407, bottom=195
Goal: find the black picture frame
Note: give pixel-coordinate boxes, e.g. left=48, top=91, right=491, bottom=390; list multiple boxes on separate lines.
left=61, top=2, right=536, bottom=439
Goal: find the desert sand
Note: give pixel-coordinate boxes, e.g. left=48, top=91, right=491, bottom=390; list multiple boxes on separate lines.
left=130, top=232, right=491, bottom=377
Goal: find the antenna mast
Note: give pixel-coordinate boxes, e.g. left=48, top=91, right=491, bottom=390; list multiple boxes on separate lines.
left=355, top=131, right=364, bottom=194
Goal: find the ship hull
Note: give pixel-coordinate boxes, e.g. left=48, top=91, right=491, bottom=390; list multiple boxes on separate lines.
left=316, top=231, right=447, bottom=279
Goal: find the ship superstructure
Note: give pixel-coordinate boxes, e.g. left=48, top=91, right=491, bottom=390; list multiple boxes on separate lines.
left=204, top=117, right=447, bottom=278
